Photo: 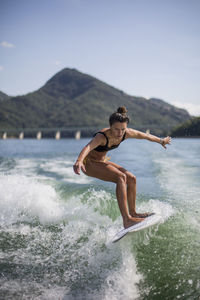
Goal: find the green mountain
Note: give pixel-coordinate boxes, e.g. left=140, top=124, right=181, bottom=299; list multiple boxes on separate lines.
left=171, top=117, right=200, bottom=137
left=0, top=68, right=191, bottom=136
left=0, top=91, right=10, bottom=101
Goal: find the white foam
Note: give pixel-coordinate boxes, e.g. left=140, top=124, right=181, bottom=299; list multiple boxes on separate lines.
left=0, top=279, right=67, bottom=300
left=154, top=155, right=200, bottom=215
left=0, top=176, right=144, bottom=299
left=63, top=166, right=92, bottom=183
left=4, top=158, right=48, bottom=181
left=35, top=286, right=67, bottom=300
left=102, top=243, right=142, bottom=300
left=139, top=199, right=174, bottom=221
left=58, top=189, right=143, bottom=300
left=0, top=174, right=65, bottom=226
left=60, top=196, right=112, bottom=237
left=79, top=188, right=114, bottom=209
left=5, top=157, right=92, bottom=184
left=38, top=159, right=92, bottom=184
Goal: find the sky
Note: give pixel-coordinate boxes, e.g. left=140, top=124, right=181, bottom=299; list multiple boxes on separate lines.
left=0, top=0, right=200, bottom=115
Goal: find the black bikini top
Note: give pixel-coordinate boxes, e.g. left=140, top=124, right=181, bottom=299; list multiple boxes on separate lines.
left=93, top=131, right=126, bottom=152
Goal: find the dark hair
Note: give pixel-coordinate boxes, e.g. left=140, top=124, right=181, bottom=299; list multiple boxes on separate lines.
left=109, top=106, right=130, bottom=126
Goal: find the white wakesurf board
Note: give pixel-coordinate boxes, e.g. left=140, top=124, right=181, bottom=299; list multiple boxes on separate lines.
left=112, top=213, right=162, bottom=243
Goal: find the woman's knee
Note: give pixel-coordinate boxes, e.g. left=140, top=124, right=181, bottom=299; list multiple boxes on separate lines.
left=116, top=172, right=127, bottom=184
left=126, top=173, right=136, bottom=185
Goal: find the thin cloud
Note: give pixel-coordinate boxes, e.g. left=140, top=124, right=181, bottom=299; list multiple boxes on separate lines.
left=0, top=41, right=15, bottom=48
left=0, top=66, right=4, bottom=71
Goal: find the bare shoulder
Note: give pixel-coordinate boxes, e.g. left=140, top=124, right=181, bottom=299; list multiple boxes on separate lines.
left=94, top=132, right=106, bottom=142
left=85, top=133, right=105, bottom=151
left=100, top=128, right=109, bottom=134
left=91, top=129, right=108, bottom=145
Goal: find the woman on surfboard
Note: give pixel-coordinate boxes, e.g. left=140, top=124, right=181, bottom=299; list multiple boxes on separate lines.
left=73, top=107, right=171, bottom=229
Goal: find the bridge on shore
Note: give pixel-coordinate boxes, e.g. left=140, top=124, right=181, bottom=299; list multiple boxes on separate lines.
left=0, top=127, right=98, bottom=140
left=0, top=125, right=173, bottom=140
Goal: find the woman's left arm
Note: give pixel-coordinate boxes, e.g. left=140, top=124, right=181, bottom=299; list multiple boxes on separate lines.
left=126, top=128, right=171, bottom=149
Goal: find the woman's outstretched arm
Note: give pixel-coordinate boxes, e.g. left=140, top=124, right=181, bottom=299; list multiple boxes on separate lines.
left=126, top=128, right=171, bottom=149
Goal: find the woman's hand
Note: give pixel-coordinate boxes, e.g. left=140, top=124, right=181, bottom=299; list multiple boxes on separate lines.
left=160, top=136, right=171, bottom=149
left=73, top=160, right=86, bottom=175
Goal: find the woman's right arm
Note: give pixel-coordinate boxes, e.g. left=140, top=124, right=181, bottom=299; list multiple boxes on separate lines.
left=73, top=134, right=103, bottom=175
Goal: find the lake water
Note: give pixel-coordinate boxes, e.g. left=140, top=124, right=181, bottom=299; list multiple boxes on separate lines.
left=0, top=138, right=200, bottom=300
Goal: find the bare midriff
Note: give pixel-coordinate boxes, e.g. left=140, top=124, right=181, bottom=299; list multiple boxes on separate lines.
left=85, top=149, right=108, bottom=163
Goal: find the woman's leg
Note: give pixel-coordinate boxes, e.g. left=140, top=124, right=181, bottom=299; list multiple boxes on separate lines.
left=106, top=161, right=150, bottom=218
left=84, top=160, right=143, bottom=228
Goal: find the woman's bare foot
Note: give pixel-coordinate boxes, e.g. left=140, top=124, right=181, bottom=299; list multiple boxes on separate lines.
left=123, top=216, right=144, bottom=229
left=130, top=212, right=155, bottom=218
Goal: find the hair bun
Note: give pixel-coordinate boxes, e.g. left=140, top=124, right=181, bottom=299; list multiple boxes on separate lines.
left=117, top=106, right=127, bottom=114
left=109, top=106, right=130, bottom=125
